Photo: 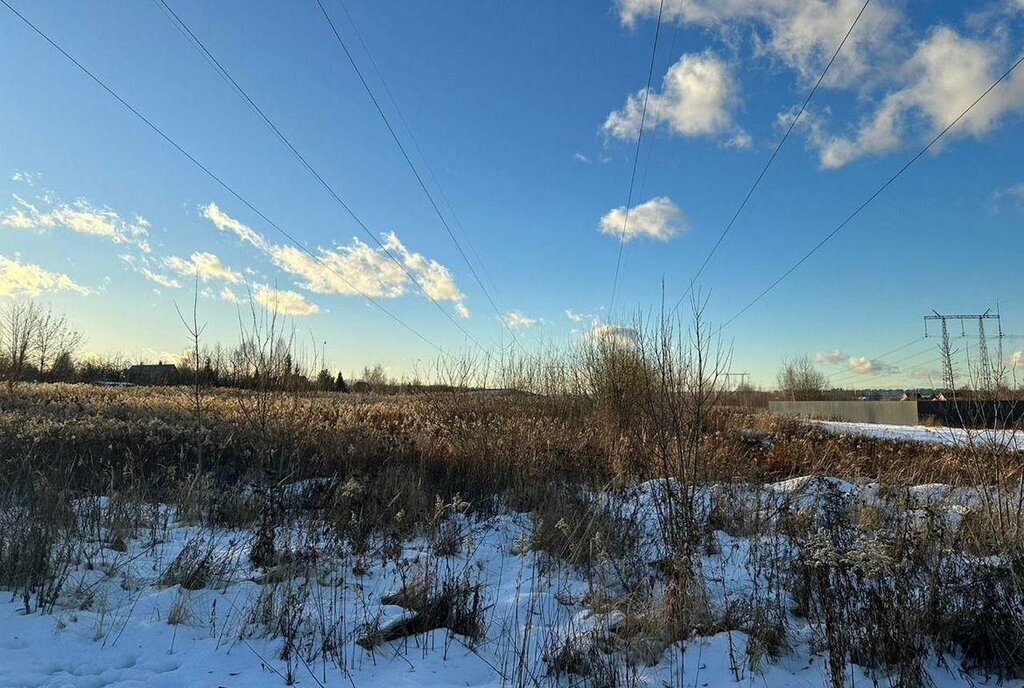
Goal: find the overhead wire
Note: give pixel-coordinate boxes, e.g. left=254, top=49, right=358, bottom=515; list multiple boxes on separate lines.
left=671, top=0, right=872, bottom=315
left=153, top=0, right=492, bottom=358
left=0, top=0, right=450, bottom=356
left=313, top=0, right=524, bottom=351
left=616, top=0, right=684, bottom=303
left=331, top=0, right=534, bottom=346
left=607, top=0, right=667, bottom=317
left=721, top=50, right=1024, bottom=329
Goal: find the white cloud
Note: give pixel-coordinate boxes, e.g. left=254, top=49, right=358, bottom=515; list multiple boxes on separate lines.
left=616, top=0, right=901, bottom=88
left=204, top=204, right=469, bottom=316
left=10, top=170, right=40, bottom=186
left=253, top=284, right=319, bottom=316
left=1, top=194, right=151, bottom=251
left=604, top=52, right=741, bottom=141
left=814, top=349, right=847, bottom=365
left=220, top=285, right=240, bottom=303
left=847, top=356, right=896, bottom=375
left=724, top=131, right=753, bottom=149
left=574, top=152, right=592, bottom=163
left=501, top=310, right=541, bottom=329
left=383, top=232, right=468, bottom=310
left=1010, top=349, right=1024, bottom=369
left=599, top=196, right=687, bottom=242
left=270, top=241, right=406, bottom=298
left=993, top=181, right=1024, bottom=211
left=809, top=27, right=1024, bottom=168
left=0, top=254, right=88, bottom=297
left=163, top=251, right=242, bottom=283
left=565, top=309, right=590, bottom=323
left=590, top=323, right=638, bottom=348
left=139, top=267, right=181, bottom=290
left=201, top=203, right=267, bottom=250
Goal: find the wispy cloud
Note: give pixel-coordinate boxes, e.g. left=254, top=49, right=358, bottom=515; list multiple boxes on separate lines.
left=220, top=285, right=241, bottom=303
left=814, top=349, right=847, bottom=366
left=163, top=251, right=242, bottom=283
left=202, top=203, right=267, bottom=250
left=202, top=204, right=469, bottom=317
left=253, top=284, right=319, bottom=316
left=501, top=310, right=541, bottom=329
left=0, top=254, right=88, bottom=297
left=992, top=181, right=1024, bottom=212
left=599, top=196, right=687, bottom=242
left=1, top=193, right=151, bottom=251
left=10, top=170, right=40, bottom=186
left=805, top=28, right=1024, bottom=169
left=140, top=267, right=181, bottom=290
left=616, top=0, right=901, bottom=89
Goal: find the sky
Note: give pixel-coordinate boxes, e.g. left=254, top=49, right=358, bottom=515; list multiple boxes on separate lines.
left=1, top=0, right=1023, bottom=387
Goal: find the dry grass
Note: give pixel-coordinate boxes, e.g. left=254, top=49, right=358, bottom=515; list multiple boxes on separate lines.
left=2, top=370, right=1023, bottom=682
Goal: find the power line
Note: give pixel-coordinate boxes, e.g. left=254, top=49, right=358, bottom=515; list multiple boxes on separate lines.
left=313, top=0, right=522, bottom=350
left=672, top=0, right=872, bottom=314
left=824, top=336, right=926, bottom=385
left=722, top=49, right=1024, bottom=330
left=617, top=0, right=685, bottom=291
left=840, top=351, right=936, bottom=388
left=830, top=341, right=935, bottom=386
left=331, top=0, right=532, bottom=346
left=152, top=0, right=491, bottom=357
left=0, top=0, right=448, bottom=355
left=607, top=0, right=666, bottom=316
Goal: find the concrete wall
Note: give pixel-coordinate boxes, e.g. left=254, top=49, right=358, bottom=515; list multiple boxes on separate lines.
left=918, top=400, right=1024, bottom=428
left=768, top=400, right=920, bottom=426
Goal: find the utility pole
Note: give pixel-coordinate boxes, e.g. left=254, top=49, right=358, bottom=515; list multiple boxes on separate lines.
left=722, top=372, right=750, bottom=389
left=924, top=309, right=1002, bottom=391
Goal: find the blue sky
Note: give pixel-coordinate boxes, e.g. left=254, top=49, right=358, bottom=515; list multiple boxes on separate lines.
left=1, top=0, right=1022, bottom=386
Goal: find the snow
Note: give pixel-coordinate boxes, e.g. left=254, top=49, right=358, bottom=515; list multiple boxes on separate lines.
left=0, top=481, right=1019, bottom=688
left=812, top=419, right=1024, bottom=449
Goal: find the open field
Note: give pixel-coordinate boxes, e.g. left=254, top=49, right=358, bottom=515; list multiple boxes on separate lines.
left=3, top=0, right=1022, bottom=685
left=1, top=383, right=1023, bottom=687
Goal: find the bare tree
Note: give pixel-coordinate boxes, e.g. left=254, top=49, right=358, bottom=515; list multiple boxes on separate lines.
left=776, top=355, right=828, bottom=401
left=1, top=301, right=41, bottom=390
left=176, top=276, right=207, bottom=473
left=361, top=364, right=389, bottom=392
left=33, top=305, right=82, bottom=380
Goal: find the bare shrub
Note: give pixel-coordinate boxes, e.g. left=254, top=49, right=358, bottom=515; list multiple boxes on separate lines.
left=159, top=536, right=239, bottom=591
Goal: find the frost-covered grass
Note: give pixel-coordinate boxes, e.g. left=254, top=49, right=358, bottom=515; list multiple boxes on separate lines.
left=2, top=475, right=1023, bottom=688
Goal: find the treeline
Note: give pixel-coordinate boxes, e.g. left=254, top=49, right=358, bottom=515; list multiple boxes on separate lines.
left=0, top=299, right=446, bottom=394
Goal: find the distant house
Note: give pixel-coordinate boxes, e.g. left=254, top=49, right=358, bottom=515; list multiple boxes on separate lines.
left=126, top=362, right=178, bottom=385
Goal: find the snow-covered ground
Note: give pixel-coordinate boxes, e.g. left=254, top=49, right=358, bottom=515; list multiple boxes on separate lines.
left=0, top=478, right=1018, bottom=688
left=812, top=419, right=1024, bottom=449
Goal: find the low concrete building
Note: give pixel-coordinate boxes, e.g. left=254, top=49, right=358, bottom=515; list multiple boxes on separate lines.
left=126, top=362, right=178, bottom=385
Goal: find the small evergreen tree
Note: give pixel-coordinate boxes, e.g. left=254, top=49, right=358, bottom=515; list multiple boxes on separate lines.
left=334, top=371, right=349, bottom=393
left=316, top=368, right=333, bottom=391
left=50, top=351, right=75, bottom=382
